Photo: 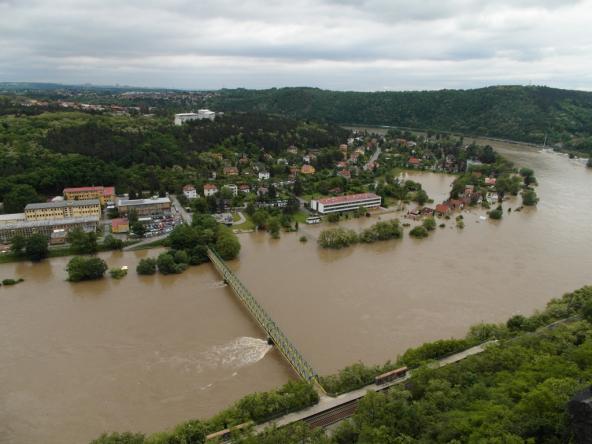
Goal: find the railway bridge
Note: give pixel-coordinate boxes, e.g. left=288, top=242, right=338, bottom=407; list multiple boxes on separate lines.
left=207, top=248, right=321, bottom=388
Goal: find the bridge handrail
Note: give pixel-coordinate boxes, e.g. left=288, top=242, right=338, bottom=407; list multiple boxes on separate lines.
left=207, top=248, right=318, bottom=382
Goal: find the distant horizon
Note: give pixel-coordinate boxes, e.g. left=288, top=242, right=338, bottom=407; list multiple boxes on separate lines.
left=2, top=81, right=591, bottom=94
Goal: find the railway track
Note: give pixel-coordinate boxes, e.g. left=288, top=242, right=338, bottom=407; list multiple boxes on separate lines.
left=303, top=399, right=359, bottom=428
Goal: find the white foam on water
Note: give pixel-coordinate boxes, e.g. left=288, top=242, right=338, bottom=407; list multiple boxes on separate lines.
left=207, top=337, right=273, bottom=368
left=150, top=337, right=272, bottom=373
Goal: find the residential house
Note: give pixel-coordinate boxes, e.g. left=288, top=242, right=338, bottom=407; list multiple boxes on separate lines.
left=435, top=204, right=451, bottom=216
left=447, top=199, right=464, bottom=211
left=258, top=171, right=270, bottom=180
left=239, top=184, right=251, bottom=194
left=408, top=157, right=422, bottom=168
left=203, top=184, right=218, bottom=197
left=337, top=170, right=351, bottom=180
left=182, top=185, right=197, bottom=200
left=301, top=165, right=316, bottom=175
left=223, top=166, right=239, bottom=176
left=484, top=177, right=497, bottom=186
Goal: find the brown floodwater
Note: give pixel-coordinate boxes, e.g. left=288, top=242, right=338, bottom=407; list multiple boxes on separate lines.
left=1, top=140, right=592, bottom=443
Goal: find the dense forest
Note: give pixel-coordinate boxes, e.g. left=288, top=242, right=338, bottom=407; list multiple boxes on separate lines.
left=206, top=86, right=592, bottom=153
left=0, top=108, right=347, bottom=203
left=93, top=286, right=592, bottom=443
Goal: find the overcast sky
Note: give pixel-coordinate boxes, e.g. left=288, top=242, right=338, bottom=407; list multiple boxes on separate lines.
left=1, top=0, right=592, bottom=91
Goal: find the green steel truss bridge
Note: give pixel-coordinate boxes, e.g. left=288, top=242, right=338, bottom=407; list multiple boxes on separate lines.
left=207, top=248, right=320, bottom=386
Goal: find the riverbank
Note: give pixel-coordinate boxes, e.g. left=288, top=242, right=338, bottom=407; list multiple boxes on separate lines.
left=344, top=123, right=592, bottom=159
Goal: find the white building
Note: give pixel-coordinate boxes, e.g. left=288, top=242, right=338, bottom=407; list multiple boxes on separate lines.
left=258, top=171, right=270, bottom=180
left=174, top=109, right=216, bottom=125
left=182, top=185, right=197, bottom=200
left=310, top=193, right=382, bottom=214
left=203, top=184, right=218, bottom=197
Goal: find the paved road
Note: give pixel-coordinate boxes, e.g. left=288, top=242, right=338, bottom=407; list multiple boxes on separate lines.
left=232, top=211, right=246, bottom=225
left=170, top=194, right=192, bottom=224
left=253, top=340, right=497, bottom=434
left=363, top=146, right=381, bottom=171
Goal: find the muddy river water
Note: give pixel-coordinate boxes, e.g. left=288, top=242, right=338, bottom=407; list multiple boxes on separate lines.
left=1, top=140, right=591, bottom=443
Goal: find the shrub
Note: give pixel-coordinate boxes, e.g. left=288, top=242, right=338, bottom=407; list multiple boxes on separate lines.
left=522, top=189, right=539, bottom=206
left=409, top=226, right=429, bottom=238
left=326, top=213, right=340, bottom=223
left=103, top=235, right=124, bottom=250
left=109, top=268, right=128, bottom=279
left=137, top=258, right=157, bottom=275
left=25, top=233, right=49, bottom=261
left=2, top=278, right=24, bottom=286
left=422, top=216, right=436, bottom=231
left=299, top=236, right=308, bottom=243
left=318, top=227, right=358, bottom=249
left=359, top=220, right=403, bottom=243
left=489, top=206, right=503, bottom=220
left=157, top=252, right=187, bottom=275
left=215, top=226, right=241, bottom=260
left=66, top=256, right=108, bottom=282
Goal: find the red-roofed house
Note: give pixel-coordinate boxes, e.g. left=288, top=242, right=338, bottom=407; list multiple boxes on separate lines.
left=337, top=170, right=351, bottom=180
left=435, top=204, right=451, bottom=216
left=484, top=177, right=497, bottom=186
left=223, top=166, right=239, bottom=176
left=203, top=184, right=218, bottom=197
left=182, top=185, right=197, bottom=200
left=408, top=157, right=422, bottom=167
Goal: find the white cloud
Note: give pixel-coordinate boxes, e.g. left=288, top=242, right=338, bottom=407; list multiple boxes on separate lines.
left=0, top=0, right=591, bottom=90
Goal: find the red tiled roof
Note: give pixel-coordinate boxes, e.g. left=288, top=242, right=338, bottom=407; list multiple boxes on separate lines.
left=408, top=157, right=421, bottom=165
left=183, top=185, right=196, bottom=191
left=64, top=186, right=104, bottom=193
left=103, top=186, right=115, bottom=197
left=111, top=218, right=128, bottom=228
left=435, top=204, right=450, bottom=213
left=204, top=184, right=217, bottom=190
left=317, top=193, right=380, bottom=206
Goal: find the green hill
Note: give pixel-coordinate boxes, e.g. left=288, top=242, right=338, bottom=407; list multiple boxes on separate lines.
left=208, top=86, right=592, bottom=152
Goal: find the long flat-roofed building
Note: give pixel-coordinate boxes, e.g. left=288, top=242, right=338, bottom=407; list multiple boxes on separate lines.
left=116, top=197, right=172, bottom=216
left=0, top=216, right=100, bottom=243
left=0, top=213, right=26, bottom=226
left=174, top=109, right=216, bottom=125
left=310, top=193, right=382, bottom=214
left=24, top=199, right=101, bottom=221
left=63, top=186, right=115, bottom=206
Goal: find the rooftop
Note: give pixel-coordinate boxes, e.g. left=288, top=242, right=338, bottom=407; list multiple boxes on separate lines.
left=25, top=199, right=100, bottom=210
left=117, top=197, right=171, bottom=206
left=63, top=186, right=115, bottom=196
left=0, top=216, right=100, bottom=230
left=316, top=193, right=380, bottom=206
left=0, top=213, right=25, bottom=222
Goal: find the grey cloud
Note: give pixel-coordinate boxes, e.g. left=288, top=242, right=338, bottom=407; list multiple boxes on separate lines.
left=0, top=0, right=591, bottom=90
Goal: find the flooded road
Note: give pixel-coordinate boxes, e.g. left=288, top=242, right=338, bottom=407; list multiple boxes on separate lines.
left=1, top=141, right=592, bottom=443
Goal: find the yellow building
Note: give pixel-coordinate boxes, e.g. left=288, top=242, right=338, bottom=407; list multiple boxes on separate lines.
left=24, top=199, right=101, bottom=221
left=111, top=218, right=129, bottom=233
left=63, top=186, right=116, bottom=206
